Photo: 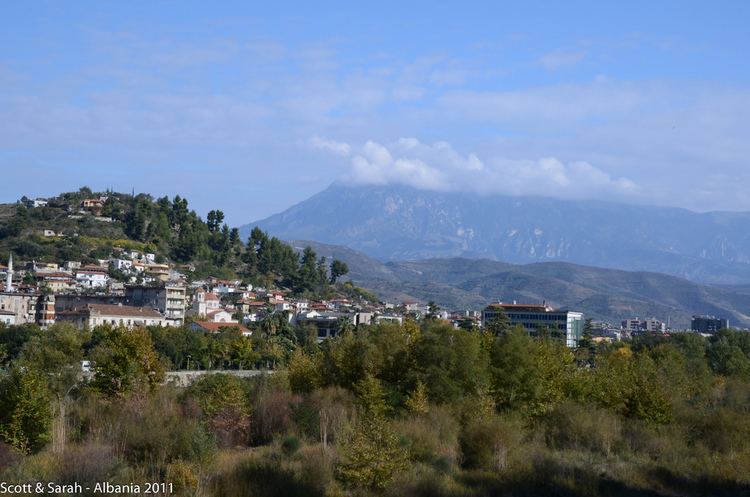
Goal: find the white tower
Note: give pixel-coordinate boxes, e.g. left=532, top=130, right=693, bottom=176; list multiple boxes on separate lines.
left=5, top=253, right=12, bottom=292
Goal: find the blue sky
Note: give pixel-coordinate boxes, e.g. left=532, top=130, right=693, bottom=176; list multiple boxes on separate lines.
left=2, top=1, right=749, bottom=225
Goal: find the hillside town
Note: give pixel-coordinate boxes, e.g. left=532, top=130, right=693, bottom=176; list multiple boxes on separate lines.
left=0, top=238, right=732, bottom=351
left=0, top=192, right=737, bottom=354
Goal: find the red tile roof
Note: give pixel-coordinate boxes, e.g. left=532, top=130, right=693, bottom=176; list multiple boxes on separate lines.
left=191, top=321, right=250, bottom=334
left=77, top=304, right=163, bottom=318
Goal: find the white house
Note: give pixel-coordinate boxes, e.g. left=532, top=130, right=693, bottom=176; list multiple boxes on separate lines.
left=111, top=259, right=133, bottom=271
left=206, top=308, right=236, bottom=323
left=274, top=302, right=294, bottom=312
left=75, top=267, right=110, bottom=289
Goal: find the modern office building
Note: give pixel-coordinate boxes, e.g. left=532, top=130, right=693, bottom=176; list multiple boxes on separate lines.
left=621, top=317, right=667, bottom=333
left=482, top=302, right=584, bottom=348
left=691, top=315, right=729, bottom=334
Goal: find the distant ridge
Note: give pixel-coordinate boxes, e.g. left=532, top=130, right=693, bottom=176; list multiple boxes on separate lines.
left=243, top=183, right=750, bottom=285
left=292, top=240, right=750, bottom=329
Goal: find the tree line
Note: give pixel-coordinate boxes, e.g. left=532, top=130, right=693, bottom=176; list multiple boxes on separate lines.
left=1, top=320, right=750, bottom=496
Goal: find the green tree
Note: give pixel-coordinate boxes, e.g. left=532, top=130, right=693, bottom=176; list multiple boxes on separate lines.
left=329, top=259, right=349, bottom=283
left=336, top=376, right=407, bottom=490
left=185, top=374, right=249, bottom=418
left=0, top=367, right=52, bottom=453
left=426, top=301, right=441, bottom=321
left=288, top=349, right=323, bottom=394
left=206, top=210, right=225, bottom=232
left=411, top=324, right=489, bottom=405
left=485, top=309, right=511, bottom=336
left=405, top=380, right=429, bottom=415
left=18, top=324, right=88, bottom=453
left=489, top=326, right=540, bottom=412
left=90, top=327, right=165, bottom=396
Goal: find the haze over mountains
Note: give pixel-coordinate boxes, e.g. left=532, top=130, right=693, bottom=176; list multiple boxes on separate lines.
left=244, top=183, right=750, bottom=285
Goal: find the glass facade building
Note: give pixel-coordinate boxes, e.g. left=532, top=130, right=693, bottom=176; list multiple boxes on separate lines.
left=482, top=303, right=584, bottom=348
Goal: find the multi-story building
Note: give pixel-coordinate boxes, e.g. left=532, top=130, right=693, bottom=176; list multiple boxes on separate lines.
left=0, top=292, right=39, bottom=324
left=110, top=259, right=133, bottom=272
left=36, top=272, right=75, bottom=293
left=295, top=311, right=346, bottom=341
left=146, top=263, right=170, bottom=282
left=55, top=294, right=126, bottom=313
left=57, top=303, right=166, bottom=329
left=36, top=294, right=55, bottom=328
left=482, top=302, right=584, bottom=348
left=126, top=284, right=187, bottom=327
left=374, top=314, right=404, bottom=325
left=621, top=317, right=666, bottom=333
left=691, top=315, right=729, bottom=334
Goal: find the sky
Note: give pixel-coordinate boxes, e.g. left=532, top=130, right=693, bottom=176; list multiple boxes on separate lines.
left=1, top=1, right=749, bottom=225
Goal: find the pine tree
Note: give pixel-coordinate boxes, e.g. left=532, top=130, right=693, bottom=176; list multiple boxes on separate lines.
left=405, top=380, right=430, bottom=415
left=337, top=376, right=407, bottom=490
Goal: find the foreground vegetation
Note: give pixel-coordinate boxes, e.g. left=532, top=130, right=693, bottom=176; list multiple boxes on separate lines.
left=1, top=321, right=750, bottom=496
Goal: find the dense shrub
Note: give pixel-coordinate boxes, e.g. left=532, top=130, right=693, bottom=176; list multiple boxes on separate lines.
left=542, top=401, right=622, bottom=456
left=459, top=415, right=522, bottom=471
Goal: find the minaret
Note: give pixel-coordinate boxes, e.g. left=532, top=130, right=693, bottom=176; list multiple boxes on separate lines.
left=5, top=253, right=12, bottom=292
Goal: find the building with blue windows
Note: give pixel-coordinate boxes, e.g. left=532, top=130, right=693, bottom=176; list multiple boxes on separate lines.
left=482, top=302, right=584, bottom=348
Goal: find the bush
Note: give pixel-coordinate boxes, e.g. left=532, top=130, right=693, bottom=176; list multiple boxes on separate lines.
left=542, top=401, right=622, bottom=456
left=690, top=407, right=750, bottom=453
left=459, top=415, right=523, bottom=471
left=393, top=406, right=459, bottom=467
left=184, top=374, right=251, bottom=447
left=385, top=463, right=472, bottom=497
left=282, top=435, right=301, bottom=455
left=210, top=446, right=336, bottom=497
left=116, top=392, right=216, bottom=468
left=252, top=388, right=301, bottom=445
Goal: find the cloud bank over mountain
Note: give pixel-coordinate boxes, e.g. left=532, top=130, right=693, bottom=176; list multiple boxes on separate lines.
left=311, top=136, right=638, bottom=201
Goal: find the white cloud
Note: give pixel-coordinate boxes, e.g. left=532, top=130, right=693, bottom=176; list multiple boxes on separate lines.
left=310, top=136, right=351, bottom=156
left=312, top=137, right=638, bottom=200
left=438, top=80, right=643, bottom=121
left=539, top=50, right=586, bottom=70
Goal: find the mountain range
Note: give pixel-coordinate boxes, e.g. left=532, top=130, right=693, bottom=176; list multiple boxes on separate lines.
left=244, top=183, right=750, bottom=285
left=289, top=240, right=750, bottom=329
